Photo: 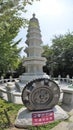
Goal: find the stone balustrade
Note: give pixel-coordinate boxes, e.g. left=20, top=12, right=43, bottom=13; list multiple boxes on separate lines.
left=0, top=75, right=73, bottom=84
left=0, top=75, right=73, bottom=105
left=0, top=76, right=19, bottom=83
left=52, top=75, right=73, bottom=84
left=0, top=88, right=22, bottom=104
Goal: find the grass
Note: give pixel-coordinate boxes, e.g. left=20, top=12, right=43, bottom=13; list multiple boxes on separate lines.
left=8, top=103, right=23, bottom=124
left=28, top=120, right=60, bottom=130
left=0, top=99, right=23, bottom=130
left=0, top=99, right=60, bottom=130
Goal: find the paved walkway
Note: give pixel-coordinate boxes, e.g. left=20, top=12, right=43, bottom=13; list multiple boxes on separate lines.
left=51, top=109, right=73, bottom=130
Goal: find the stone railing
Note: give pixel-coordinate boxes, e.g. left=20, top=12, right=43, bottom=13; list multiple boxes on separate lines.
left=0, top=76, right=19, bottom=84
left=0, top=75, right=73, bottom=104
left=0, top=75, right=73, bottom=84
left=0, top=83, right=22, bottom=104
left=52, top=75, right=73, bottom=84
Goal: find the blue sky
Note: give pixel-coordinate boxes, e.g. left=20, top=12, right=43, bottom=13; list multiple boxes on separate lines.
left=16, top=0, right=73, bottom=56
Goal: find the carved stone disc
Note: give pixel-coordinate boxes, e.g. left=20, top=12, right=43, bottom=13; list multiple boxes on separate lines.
left=22, top=78, right=60, bottom=110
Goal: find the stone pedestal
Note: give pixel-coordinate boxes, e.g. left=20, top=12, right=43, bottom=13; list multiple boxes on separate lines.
left=16, top=73, right=49, bottom=91
left=62, top=88, right=73, bottom=105
left=6, top=82, right=15, bottom=102
left=15, top=105, right=68, bottom=129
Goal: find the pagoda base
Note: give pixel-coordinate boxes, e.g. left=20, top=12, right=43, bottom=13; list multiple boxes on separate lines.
left=15, top=73, right=49, bottom=92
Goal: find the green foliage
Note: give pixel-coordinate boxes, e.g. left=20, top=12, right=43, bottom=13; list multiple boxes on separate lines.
left=42, top=45, right=52, bottom=59
left=0, top=1, right=23, bottom=76
left=0, top=0, right=39, bottom=76
left=15, top=60, right=25, bottom=77
left=0, top=98, right=12, bottom=128
left=0, top=98, right=23, bottom=129
left=43, top=32, right=73, bottom=77
left=52, top=32, right=73, bottom=76
left=28, top=120, right=60, bottom=130
left=0, top=39, right=22, bottom=76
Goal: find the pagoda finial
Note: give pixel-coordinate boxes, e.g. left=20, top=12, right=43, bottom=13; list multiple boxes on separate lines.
left=33, top=13, right=35, bottom=18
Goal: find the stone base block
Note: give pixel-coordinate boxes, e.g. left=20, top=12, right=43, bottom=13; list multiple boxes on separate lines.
left=62, top=87, right=73, bottom=106
left=15, top=105, right=69, bottom=129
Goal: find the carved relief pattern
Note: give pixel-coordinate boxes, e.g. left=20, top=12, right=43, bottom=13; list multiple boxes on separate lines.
left=22, top=78, right=60, bottom=110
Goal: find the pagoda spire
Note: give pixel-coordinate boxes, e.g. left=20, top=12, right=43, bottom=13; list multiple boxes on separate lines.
left=33, top=13, right=35, bottom=18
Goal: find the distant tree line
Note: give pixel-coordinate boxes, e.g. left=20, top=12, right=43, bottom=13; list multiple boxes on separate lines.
left=42, top=32, right=73, bottom=78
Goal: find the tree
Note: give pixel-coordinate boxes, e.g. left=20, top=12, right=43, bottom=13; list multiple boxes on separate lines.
left=0, top=0, right=39, bottom=76
left=42, top=45, right=54, bottom=75
left=51, top=32, right=73, bottom=77
left=0, top=13, right=23, bottom=76
left=42, top=32, right=73, bottom=77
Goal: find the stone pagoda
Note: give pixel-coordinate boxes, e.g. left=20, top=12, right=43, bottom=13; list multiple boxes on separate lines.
left=16, top=14, right=49, bottom=91
left=15, top=14, right=68, bottom=129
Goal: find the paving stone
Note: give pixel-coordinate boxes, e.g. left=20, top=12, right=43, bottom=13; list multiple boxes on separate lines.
left=67, top=122, right=73, bottom=130
left=51, top=121, right=69, bottom=130
left=61, top=103, right=73, bottom=112
left=69, top=109, right=73, bottom=116
left=69, top=115, right=73, bottom=122
left=51, top=121, right=73, bottom=130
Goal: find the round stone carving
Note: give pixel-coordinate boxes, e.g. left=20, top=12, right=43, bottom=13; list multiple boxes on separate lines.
left=22, top=78, right=60, bottom=110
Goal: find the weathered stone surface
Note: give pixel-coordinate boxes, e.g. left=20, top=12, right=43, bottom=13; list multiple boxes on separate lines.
left=62, top=87, right=73, bottom=105
left=22, top=78, right=60, bottom=111
left=54, top=105, right=69, bottom=120
left=15, top=14, right=48, bottom=90
left=15, top=105, right=69, bottom=129
left=61, top=103, right=73, bottom=112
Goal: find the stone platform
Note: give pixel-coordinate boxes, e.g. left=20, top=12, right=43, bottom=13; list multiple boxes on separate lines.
left=15, top=105, right=68, bottom=129
left=62, top=87, right=73, bottom=105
